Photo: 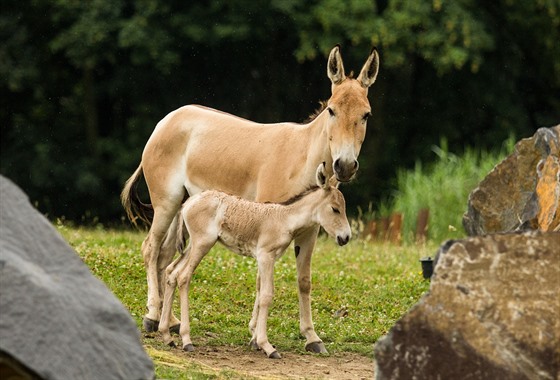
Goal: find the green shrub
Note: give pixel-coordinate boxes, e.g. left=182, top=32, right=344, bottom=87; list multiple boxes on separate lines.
left=381, top=137, right=514, bottom=244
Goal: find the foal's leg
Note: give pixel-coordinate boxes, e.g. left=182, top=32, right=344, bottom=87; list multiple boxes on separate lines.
left=176, top=239, right=215, bottom=351
left=159, top=249, right=190, bottom=346
left=294, top=226, right=328, bottom=354
left=142, top=200, right=182, bottom=331
left=157, top=214, right=181, bottom=331
left=255, top=252, right=280, bottom=359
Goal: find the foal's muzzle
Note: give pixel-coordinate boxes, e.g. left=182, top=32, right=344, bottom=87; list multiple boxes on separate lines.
left=334, top=159, right=358, bottom=182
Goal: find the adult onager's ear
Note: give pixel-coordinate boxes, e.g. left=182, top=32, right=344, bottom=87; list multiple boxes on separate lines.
left=316, top=163, right=328, bottom=188
left=357, top=47, right=380, bottom=89
left=327, top=45, right=346, bottom=86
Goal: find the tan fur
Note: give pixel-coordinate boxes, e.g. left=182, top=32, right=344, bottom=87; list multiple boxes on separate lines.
left=120, top=46, right=380, bottom=345
left=159, top=166, right=351, bottom=358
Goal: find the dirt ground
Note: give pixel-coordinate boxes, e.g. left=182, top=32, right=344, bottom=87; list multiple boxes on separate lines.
left=148, top=343, right=375, bottom=379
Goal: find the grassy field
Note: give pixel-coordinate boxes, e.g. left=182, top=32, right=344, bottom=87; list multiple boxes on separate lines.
left=58, top=224, right=435, bottom=378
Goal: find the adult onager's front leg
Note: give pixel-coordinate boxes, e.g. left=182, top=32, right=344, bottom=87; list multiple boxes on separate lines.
left=295, top=226, right=328, bottom=354
left=248, top=272, right=260, bottom=350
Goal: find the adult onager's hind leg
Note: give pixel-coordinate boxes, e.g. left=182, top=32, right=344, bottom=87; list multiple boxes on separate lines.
left=295, top=226, right=328, bottom=354
left=142, top=200, right=183, bottom=331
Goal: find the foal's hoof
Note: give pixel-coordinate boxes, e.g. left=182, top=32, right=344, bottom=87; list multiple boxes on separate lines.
left=168, top=341, right=177, bottom=348
left=305, top=341, right=328, bottom=354
left=268, top=350, right=282, bottom=359
left=143, top=317, right=159, bottom=333
left=170, top=323, right=181, bottom=335
left=183, top=343, right=195, bottom=352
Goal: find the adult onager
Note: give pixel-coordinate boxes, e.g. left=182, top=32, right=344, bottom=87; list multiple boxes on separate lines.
left=121, top=45, right=379, bottom=353
left=159, top=164, right=351, bottom=359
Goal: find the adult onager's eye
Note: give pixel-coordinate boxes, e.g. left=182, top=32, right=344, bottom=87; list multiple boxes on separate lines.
left=332, top=207, right=340, bottom=214
left=363, top=112, right=372, bottom=121
left=328, top=107, right=335, bottom=117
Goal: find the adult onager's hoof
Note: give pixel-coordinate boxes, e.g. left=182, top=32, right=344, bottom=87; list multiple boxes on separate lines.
left=249, top=339, right=260, bottom=351
left=268, top=350, right=282, bottom=359
left=167, top=341, right=177, bottom=348
left=143, top=317, right=179, bottom=334
left=305, top=341, right=328, bottom=354
left=143, top=317, right=159, bottom=332
left=183, top=343, right=195, bottom=352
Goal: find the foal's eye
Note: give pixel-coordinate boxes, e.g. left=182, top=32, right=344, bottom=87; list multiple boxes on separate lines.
left=332, top=207, right=340, bottom=214
left=328, top=107, right=335, bottom=117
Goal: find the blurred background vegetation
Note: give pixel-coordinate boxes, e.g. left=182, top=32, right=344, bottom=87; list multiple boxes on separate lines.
left=2, top=0, right=559, bottom=236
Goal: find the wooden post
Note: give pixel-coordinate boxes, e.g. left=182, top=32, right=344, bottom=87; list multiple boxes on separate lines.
left=415, top=208, right=430, bottom=244
left=369, top=220, right=378, bottom=240
left=388, top=213, right=403, bottom=244
left=380, top=217, right=390, bottom=241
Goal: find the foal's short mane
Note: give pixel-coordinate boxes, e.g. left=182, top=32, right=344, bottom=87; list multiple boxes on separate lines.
left=279, top=186, right=320, bottom=205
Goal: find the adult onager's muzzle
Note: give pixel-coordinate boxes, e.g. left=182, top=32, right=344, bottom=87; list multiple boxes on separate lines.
left=333, top=158, right=358, bottom=182
left=337, top=234, right=350, bottom=246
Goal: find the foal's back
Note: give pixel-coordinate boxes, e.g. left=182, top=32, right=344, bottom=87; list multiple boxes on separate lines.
left=181, top=191, right=290, bottom=258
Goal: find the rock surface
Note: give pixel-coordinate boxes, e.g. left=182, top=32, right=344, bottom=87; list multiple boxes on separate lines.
left=463, top=125, right=560, bottom=235
left=374, top=232, right=560, bottom=380
left=0, top=176, right=155, bottom=380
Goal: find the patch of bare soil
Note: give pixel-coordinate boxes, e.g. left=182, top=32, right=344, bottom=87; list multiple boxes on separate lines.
left=152, top=344, right=374, bottom=379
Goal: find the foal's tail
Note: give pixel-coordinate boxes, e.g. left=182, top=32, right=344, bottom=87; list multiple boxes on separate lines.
left=121, top=164, right=154, bottom=226
left=175, top=209, right=190, bottom=254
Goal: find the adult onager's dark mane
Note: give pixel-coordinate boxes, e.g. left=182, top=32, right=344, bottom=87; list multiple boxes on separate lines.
left=304, top=101, right=328, bottom=123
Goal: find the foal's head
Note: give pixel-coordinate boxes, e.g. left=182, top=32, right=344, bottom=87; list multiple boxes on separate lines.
left=325, top=45, right=379, bottom=183
left=315, top=164, right=351, bottom=246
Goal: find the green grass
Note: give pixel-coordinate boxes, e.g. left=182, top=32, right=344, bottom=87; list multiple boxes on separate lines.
left=57, top=224, right=434, bottom=378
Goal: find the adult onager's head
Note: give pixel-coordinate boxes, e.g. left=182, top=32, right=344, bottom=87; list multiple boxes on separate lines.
left=121, top=45, right=379, bottom=354
left=159, top=164, right=351, bottom=359
left=326, top=45, right=379, bottom=182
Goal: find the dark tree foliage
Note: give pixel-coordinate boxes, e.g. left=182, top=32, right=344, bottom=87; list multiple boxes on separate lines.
left=1, top=0, right=559, bottom=223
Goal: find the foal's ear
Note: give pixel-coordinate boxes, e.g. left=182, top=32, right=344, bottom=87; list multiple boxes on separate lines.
left=316, top=163, right=328, bottom=188
left=328, top=176, right=340, bottom=189
left=327, top=45, right=346, bottom=86
left=357, top=47, right=380, bottom=89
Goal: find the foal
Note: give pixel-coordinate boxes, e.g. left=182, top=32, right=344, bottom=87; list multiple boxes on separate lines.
left=159, top=164, right=351, bottom=359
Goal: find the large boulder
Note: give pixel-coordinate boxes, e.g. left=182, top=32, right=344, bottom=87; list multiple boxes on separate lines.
left=463, top=125, right=560, bottom=235
left=0, top=176, right=155, bottom=380
left=374, top=232, right=560, bottom=380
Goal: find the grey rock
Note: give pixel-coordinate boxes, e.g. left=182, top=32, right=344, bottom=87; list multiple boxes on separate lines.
left=0, top=176, right=155, bottom=380
left=374, top=232, right=560, bottom=380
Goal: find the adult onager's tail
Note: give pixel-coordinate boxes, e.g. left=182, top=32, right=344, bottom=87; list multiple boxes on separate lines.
left=121, top=164, right=154, bottom=226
